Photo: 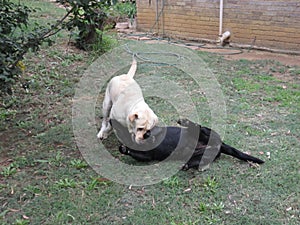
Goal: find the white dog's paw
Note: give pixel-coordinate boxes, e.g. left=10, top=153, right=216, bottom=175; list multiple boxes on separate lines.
left=97, top=130, right=107, bottom=140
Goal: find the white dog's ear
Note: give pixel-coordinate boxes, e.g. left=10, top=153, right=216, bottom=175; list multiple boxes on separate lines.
left=128, top=113, right=138, bottom=122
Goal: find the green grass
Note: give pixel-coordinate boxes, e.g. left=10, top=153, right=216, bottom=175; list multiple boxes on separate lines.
left=1, top=1, right=300, bottom=224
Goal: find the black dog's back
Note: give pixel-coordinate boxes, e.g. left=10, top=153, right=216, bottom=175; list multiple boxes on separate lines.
left=118, top=126, right=189, bottom=162
left=111, top=119, right=264, bottom=170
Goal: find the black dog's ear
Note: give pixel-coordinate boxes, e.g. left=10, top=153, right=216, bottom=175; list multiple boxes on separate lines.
left=177, top=118, right=190, bottom=127
left=177, top=118, right=201, bottom=129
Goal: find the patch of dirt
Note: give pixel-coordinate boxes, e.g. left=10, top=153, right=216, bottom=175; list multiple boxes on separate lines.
left=223, top=49, right=300, bottom=67
left=0, top=127, right=22, bottom=153
left=271, top=71, right=299, bottom=83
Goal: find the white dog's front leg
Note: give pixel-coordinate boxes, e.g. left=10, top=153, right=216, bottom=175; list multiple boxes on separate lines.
left=97, top=119, right=112, bottom=139
left=97, top=86, right=113, bottom=139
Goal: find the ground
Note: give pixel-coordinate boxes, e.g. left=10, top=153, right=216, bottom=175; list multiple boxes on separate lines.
left=223, top=49, right=300, bottom=67
left=0, top=1, right=300, bottom=225
left=121, top=31, right=300, bottom=66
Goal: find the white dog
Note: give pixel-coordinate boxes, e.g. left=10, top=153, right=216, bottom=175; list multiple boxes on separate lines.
left=97, top=58, right=158, bottom=144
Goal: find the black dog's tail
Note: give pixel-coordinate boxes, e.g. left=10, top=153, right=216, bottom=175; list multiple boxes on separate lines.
left=221, top=143, right=264, bottom=164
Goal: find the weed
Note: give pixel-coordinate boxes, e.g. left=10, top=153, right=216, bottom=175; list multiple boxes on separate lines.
left=86, top=177, right=112, bottom=190
left=203, top=176, right=218, bottom=193
left=23, top=185, right=41, bottom=195
left=253, top=74, right=276, bottom=82
left=199, top=202, right=208, bottom=212
left=16, top=120, right=34, bottom=129
left=86, top=178, right=99, bottom=190
left=14, top=219, right=30, bottom=225
left=36, top=124, right=74, bottom=146
left=233, top=77, right=261, bottom=93
left=55, top=178, right=76, bottom=188
left=199, top=202, right=224, bottom=213
left=13, top=156, right=30, bottom=168
left=203, top=215, right=221, bottom=225
left=1, top=164, right=17, bottom=177
left=0, top=209, right=9, bottom=220
left=49, top=151, right=64, bottom=166
left=70, top=159, right=88, bottom=169
left=199, top=202, right=224, bottom=224
left=162, top=176, right=181, bottom=188
left=211, top=202, right=225, bottom=211
left=90, top=33, right=119, bottom=55
left=290, top=68, right=300, bottom=75
left=0, top=109, right=17, bottom=121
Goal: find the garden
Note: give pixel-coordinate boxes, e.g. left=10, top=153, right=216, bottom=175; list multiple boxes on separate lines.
left=0, top=1, right=299, bottom=224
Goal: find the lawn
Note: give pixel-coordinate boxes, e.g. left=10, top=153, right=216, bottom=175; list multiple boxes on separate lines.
left=1, top=1, right=300, bottom=225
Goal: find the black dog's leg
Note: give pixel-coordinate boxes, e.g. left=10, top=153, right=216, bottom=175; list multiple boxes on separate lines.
left=182, top=157, right=202, bottom=170
left=119, top=145, right=129, bottom=154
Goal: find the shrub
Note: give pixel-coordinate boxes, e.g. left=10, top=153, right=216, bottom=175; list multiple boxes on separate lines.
left=0, top=0, right=113, bottom=94
left=0, top=0, right=34, bottom=93
left=0, top=0, right=68, bottom=94
left=112, top=1, right=137, bottom=22
left=63, top=0, right=112, bottom=50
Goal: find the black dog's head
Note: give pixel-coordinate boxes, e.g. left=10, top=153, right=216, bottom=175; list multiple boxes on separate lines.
left=143, top=130, right=151, bottom=139
left=110, top=119, right=167, bottom=151
left=142, top=126, right=166, bottom=140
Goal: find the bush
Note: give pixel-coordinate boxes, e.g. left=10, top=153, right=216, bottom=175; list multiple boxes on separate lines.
left=0, top=0, right=34, bottom=93
left=0, top=0, right=65, bottom=94
left=111, top=1, right=136, bottom=22
left=0, top=0, right=113, bottom=94
left=63, top=0, right=111, bottom=50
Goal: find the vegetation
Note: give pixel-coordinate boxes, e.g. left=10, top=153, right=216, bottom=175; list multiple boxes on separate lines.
left=61, top=0, right=111, bottom=50
left=0, top=0, right=122, bottom=94
left=0, top=0, right=59, bottom=93
left=1, top=1, right=299, bottom=225
left=112, top=1, right=137, bottom=22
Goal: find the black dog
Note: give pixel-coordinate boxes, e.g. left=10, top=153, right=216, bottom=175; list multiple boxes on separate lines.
left=110, top=119, right=264, bottom=170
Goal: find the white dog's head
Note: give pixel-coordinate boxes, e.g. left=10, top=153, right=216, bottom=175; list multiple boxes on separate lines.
left=128, top=110, right=158, bottom=144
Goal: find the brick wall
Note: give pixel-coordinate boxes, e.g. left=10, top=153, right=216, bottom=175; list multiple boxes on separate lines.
left=136, top=0, right=300, bottom=52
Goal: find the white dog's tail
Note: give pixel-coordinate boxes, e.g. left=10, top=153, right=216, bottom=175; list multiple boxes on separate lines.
left=127, top=58, right=137, bottom=78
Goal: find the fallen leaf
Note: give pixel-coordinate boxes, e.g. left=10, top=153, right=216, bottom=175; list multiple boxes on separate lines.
left=183, top=188, right=192, bottom=193
left=35, top=175, right=48, bottom=179
left=8, top=208, right=19, bottom=212
left=152, top=197, right=156, bottom=208
left=22, top=215, right=30, bottom=220
left=96, top=177, right=110, bottom=183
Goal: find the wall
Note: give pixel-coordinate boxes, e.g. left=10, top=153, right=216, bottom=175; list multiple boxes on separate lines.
left=136, top=0, right=300, bottom=52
